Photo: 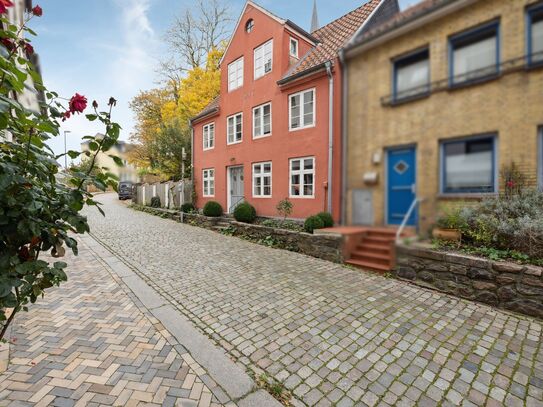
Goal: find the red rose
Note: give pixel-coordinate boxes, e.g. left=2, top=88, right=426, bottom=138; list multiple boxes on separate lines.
left=24, top=42, right=34, bottom=55
left=68, top=93, right=87, bottom=114
left=0, top=0, right=13, bottom=14
left=1, top=38, right=15, bottom=51
left=31, top=5, right=42, bottom=16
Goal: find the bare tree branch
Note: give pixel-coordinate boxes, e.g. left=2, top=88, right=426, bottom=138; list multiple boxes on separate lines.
left=156, top=0, right=232, bottom=88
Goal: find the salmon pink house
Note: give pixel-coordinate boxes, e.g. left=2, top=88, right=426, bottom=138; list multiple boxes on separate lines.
left=190, top=0, right=385, bottom=220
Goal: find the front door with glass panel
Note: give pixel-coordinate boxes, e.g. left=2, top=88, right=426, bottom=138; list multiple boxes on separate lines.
left=228, top=166, right=244, bottom=213
left=387, top=147, right=416, bottom=225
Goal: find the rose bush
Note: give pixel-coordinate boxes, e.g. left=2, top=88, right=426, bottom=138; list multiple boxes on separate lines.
left=0, top=4, right=121, bottom=340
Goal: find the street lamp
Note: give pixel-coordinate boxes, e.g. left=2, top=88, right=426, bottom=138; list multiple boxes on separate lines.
left=63, top=130, right=71, bottom=169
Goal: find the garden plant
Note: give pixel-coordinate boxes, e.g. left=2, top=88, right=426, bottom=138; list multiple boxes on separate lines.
left=0, top=4, right=121, bottom=341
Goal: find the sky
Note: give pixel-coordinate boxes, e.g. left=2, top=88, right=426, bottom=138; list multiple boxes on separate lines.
left=32, top=0, right=419, bottom=159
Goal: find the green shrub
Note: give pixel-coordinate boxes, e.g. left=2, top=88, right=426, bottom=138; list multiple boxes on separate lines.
left=150, top=196, right=161, bottom=208
left=276, top=198, right=293, bottom=220
left=181, top=203, right=195, bottom=213
left=452, top=190, right=543, bottom=258
left=234, top=202, right=256, bottom=223
left=304, top=215, right=325, bottom=234
left=317, top=212, right=334, bottom=228
left=436, top=208, right=467, bottom=230
left=203, top=201, right=223, bottom=217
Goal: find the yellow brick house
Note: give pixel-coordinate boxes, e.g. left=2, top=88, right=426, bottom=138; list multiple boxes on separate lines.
left=341, top=0, right=543, bottom=234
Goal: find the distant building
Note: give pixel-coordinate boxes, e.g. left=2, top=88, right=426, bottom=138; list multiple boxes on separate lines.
left=1, top=0, right=45, bottom=142
left=81, top=137, right=140, bottom=184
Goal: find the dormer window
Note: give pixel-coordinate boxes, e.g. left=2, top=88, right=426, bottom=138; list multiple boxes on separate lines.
left=254, top=39, right=273, bottom=79
left=245, top=19, right=254, bottom=33
left=290, top=38, right=299, bottom=58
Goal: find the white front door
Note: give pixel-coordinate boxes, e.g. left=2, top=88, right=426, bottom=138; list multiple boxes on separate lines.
left=228, top=166, right=244, bottom=213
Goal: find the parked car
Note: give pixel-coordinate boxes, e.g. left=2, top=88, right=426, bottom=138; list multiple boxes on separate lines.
left=118, top=181, right=133, bottom=200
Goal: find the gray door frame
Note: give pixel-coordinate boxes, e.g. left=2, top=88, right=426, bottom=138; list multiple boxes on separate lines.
left=227, top=165, right=244, bottom=213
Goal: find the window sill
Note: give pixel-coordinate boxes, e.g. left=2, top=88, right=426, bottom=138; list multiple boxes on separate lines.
left=227, top=140, right=243, bottom=146
left=437, top=192, right=498, bottom=199
left=448, top=72, right=500, bottom=91
left=289, top=124, right=316, bottom=132
left=252, top=195, right=272, bottom=199
left=289, top=195, right=316, bottom=199
left=389, top=91, right=431, bottom=106
left=527, top=60, right=543, bottom=71
left=203, top=147, right=215, bottom=151
left=253, top=134, right=272, bottom=140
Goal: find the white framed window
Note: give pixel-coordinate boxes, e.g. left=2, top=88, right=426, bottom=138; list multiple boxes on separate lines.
left=253, top=162, right=272, bottom=197
left=289, top=89, right=315, bottom=131
left=290, top=157, right=315, bottom=198
left=203, top=123, right=215, bottom=150
left=202, top=169, right=215, bottom=197
left=227, top=113, right=243, bottom=144
left=254, top=39, right=273, bottom=79
left=290, top=38, right=298, bottom=58
left=253, top=103, right=271, bottom=139
left=228, top=57, right=244, bottom=91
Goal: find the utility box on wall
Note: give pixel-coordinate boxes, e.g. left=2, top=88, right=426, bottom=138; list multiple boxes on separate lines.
left=351, top=189, right=373, bottom=225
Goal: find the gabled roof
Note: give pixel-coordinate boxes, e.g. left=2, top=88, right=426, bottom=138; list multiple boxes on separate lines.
left=219, top=0, right=318, bottom=66
left=348, top=0, right=470, bottom=49
left=279, top=0, right=383, bottom=83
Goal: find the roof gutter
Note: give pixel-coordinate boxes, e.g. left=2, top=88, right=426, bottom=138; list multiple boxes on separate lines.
left=345, top=0, right=476, bottom=59
left=277, top=62, right=327, bottom=86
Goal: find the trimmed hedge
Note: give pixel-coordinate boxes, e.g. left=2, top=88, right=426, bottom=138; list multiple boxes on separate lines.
left=203, top=201, right=223, bottom=217
left=181, top=203, right=195, bottom=213
left=304, top=215, right=325, bottom=234
left=317, top=212, right=334, bottom=228
left=150, top=196, right=161, bottom=208
left=234, top=202, right=256, bottom=223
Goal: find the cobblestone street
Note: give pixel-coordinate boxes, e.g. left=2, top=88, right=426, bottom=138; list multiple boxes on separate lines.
left=0, top=240, right=226, bottom=407
left=79, top=193, right=543, bottom=406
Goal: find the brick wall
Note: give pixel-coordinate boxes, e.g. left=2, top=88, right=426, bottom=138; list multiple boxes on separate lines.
left=346, top=0, right=543, bottom=233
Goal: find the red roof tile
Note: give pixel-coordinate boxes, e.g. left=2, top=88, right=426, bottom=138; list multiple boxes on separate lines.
left=282, top=0, right=382, bottom=81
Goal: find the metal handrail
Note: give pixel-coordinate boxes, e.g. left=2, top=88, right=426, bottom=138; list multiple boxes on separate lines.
left=381, top=51, right=543, bottom=106
left=396, top=197, right=423, bottom=241
left=229, top=196, right=244, bottom=213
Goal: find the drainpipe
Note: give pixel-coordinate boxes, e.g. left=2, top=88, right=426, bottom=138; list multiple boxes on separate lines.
left=189, top=120, right=194, bottom=183
left=325, top=61, right=334, bottom=215
left=339, top=49, right=348, bottom=225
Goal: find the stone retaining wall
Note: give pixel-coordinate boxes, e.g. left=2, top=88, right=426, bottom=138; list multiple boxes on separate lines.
left=226, top=221, right=343, bottom=263
left=131, top=206, right=343, bottom=263
left=182, top=213, right=343, bottom=263
left=395, top=244, right=543, bottom=319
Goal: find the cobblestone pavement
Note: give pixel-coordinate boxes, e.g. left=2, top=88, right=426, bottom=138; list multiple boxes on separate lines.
left=0, top=240, right=227, bottom=407
left=86, top=194, right=543, bottom=406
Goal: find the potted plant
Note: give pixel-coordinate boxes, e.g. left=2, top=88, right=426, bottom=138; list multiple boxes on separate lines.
left=433, top=208, right=463, bottom=242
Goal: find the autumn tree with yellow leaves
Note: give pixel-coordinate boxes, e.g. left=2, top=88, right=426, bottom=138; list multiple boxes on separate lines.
left=129, top=1, right=230, bottom=181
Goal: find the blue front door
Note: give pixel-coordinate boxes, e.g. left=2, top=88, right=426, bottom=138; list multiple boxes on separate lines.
left=387, top=147, right=416, bottom=225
